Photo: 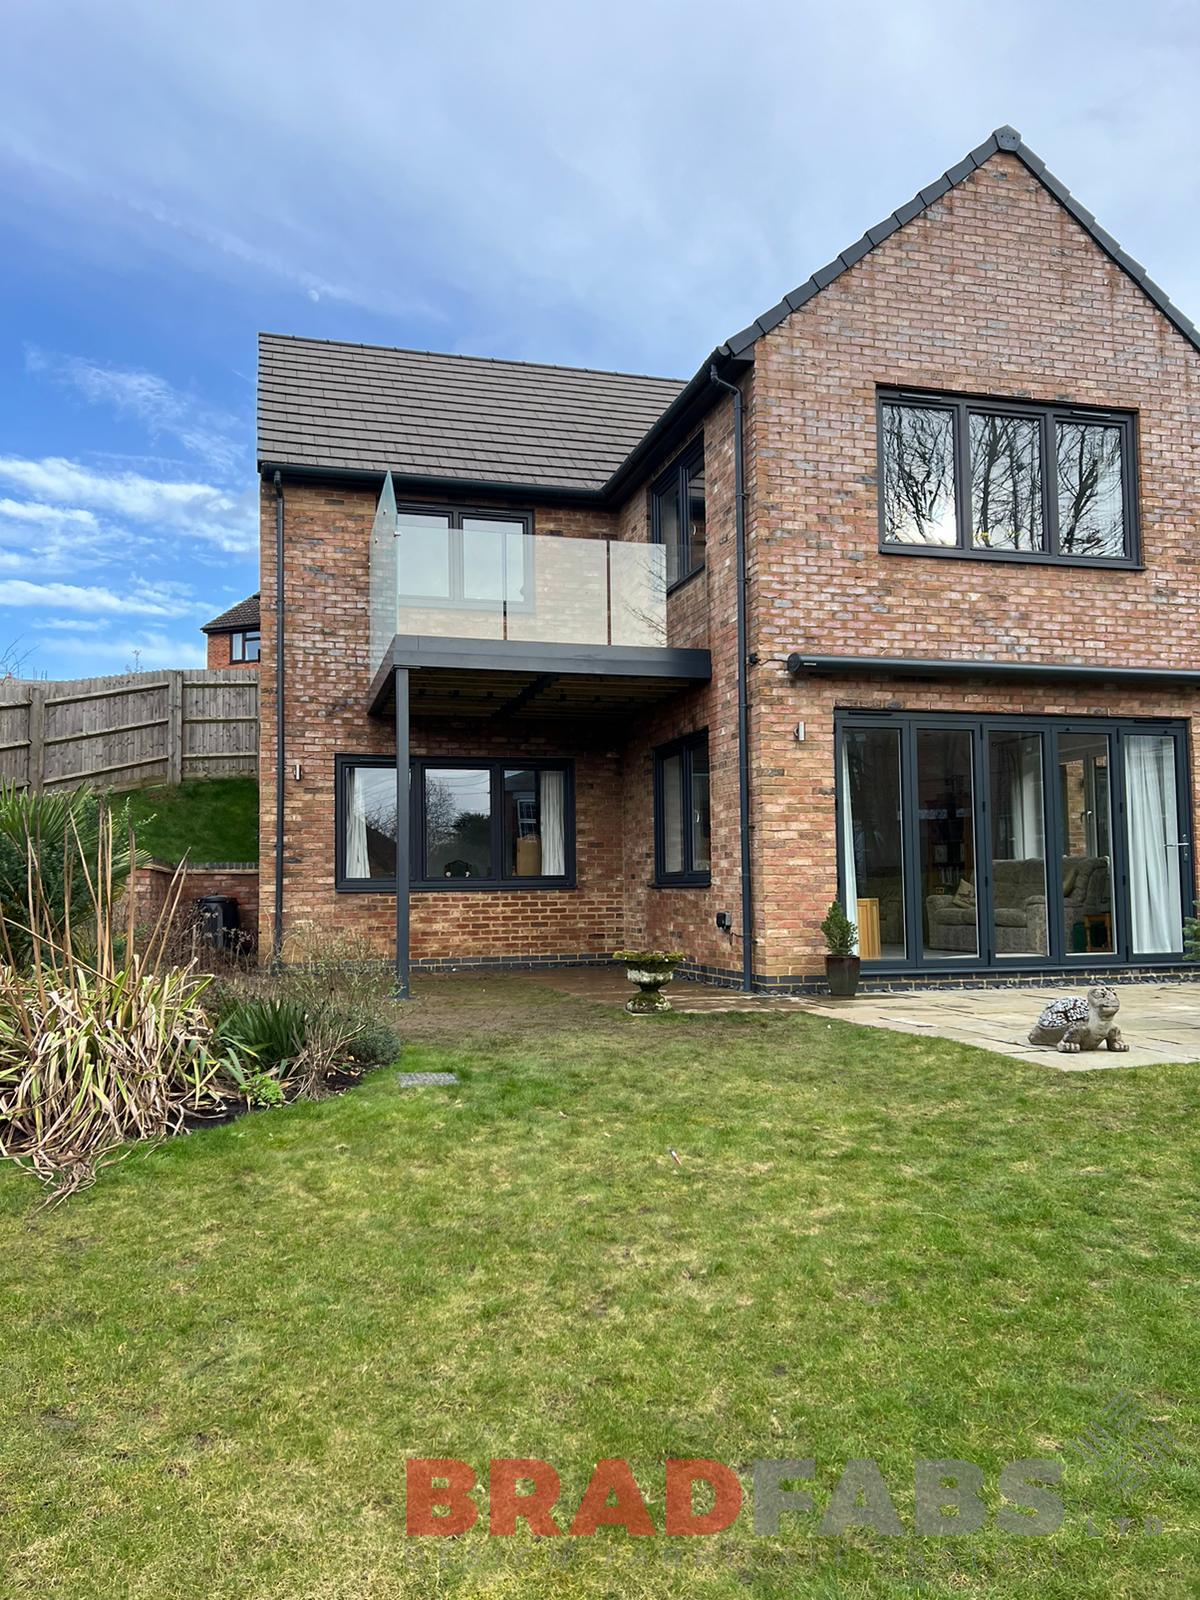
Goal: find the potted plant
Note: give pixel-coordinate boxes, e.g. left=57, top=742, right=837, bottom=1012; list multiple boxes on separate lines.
left=820, top=901, right=860, bottom=998
left=613, top=949, right=685, bottom=1014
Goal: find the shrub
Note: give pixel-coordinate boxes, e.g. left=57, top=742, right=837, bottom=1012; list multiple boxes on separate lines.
left=820, top=900, right=858, bottom=957
left=338, top=1009, right=404, bottom=1068
left=1185, top=917, right=1199, bottom=962
left=212, top=994, right=369, bottom=1100
left=0, top=811, right=222, bottom=1198
left=0, top=783, right=137, bottom=968
left=276, top=920, right=392, bottom=1009
left=214, top=997, right=309, bottom=1073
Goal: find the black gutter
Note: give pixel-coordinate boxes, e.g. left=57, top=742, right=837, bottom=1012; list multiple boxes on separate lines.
left=272, top=471, right=285, bottom=960
left=602, top=350, right=751, bottom=505
left=709, top=365, right=754, bottom=993
left=787, top=653, right=1200, bottom=686
left=258, top=461, right=606, bottom=507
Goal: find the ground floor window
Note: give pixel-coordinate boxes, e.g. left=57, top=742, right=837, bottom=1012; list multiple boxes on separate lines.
left=654, top=731, right=711, bottom=885
left=837, top=713, right=1192, bottom=968
left=336, top=756, right=574, bottom=890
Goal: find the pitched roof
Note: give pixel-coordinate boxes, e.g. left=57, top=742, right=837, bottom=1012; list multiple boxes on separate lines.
left=202, top=592, right=260, bottom=634
left=719, top=125, right=1200, bottom=360
left=257, top=128, right=1200, bottom=501
left=257, top=334, right=685, bottom=492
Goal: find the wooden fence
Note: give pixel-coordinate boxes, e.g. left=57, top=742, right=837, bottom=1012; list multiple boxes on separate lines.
left=0, top=669, right=259, bottom=792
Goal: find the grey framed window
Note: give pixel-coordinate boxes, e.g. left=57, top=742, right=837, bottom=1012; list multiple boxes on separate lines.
left=231, top=629, right=260, bottom=662
left=651, top=442, right=706, bottom=589
left=336, top=755, right=574, bottom=892
left=835, top=711, right=1192, bottom=972
left=396, top=505, right=534, bottom=608
left=878, top=389, right=1139, bottom=567
left=653, top=731, right=711, bottom=886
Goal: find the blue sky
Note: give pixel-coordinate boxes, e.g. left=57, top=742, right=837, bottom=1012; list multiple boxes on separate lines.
left=2, top=0, right=1198, bottom=676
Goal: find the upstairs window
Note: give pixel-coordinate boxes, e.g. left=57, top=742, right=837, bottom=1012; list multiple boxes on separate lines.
left=396, top=506, right=533, bottom=608
left=651, top=442, right=706, bottom=588
left=879, top=390, right=1138, bottom=566
left=231, top=630, right=261, bottom=661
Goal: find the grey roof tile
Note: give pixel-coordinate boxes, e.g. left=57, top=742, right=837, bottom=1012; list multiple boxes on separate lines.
left=202, top=592, right=260, bottom=633
left=258, top=336, right=684, bottom=492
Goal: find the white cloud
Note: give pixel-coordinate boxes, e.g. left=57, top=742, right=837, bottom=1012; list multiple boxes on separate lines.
left=0, top=579, right=199, bottom=618
left=35, top=617, right=109, bottom=633
left=2, top=1, right=1198, bottom=375
left=25, top=348, right=243, bottom=474
left=48, top=628, right=207, bottom=672
left=0, top=456, right=256, bottom=554
left=0, top=498, right=99, bottom=530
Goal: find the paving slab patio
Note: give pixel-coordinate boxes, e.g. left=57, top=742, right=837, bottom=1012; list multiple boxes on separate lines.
left=512, top=967, right=1200, bottom=1067
left=798, top=982, right=1200, bottom=1070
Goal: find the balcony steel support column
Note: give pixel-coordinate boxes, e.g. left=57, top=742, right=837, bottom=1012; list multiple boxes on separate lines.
left=394, top=667, right=411, bottom=999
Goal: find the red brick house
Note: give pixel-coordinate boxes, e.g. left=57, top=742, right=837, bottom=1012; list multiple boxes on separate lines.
left=202, top=593, right=260, bottom=670
left=257, top=127, right=1200, bottom=993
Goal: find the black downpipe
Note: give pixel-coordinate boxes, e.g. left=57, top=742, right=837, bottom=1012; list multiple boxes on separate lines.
left=272, top=471, right=285, bottom=960
left=708, top=366, right=753, bottom=991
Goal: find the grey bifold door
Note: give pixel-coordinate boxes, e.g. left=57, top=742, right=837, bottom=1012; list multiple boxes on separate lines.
left=838, top=715, right=1191, bottom=969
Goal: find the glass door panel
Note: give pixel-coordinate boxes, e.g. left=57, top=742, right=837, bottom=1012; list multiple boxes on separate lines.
left=841, top=727, right=906, bottom=961
left=1124, top=734, right=1186, bottom=955
left=916, top=728, right=978, bottom=961
left=1055, top=732, right=1116, bottom=955
left=987, top=729, right=1048, bottom=958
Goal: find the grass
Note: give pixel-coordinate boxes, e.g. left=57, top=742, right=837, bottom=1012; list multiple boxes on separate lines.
left=1, top=975, right=1197, bottom=1598
left=124, top=777, right=258, bottom=864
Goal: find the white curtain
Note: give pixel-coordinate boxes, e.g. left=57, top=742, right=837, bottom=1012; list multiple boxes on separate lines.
left=841, top=741, right=859, bottom=920
left=1009, top=736, right=1045, bottom=860
left=539, top=770, right=565, bottom=876
left=1125, top=736, right=1183, bottom=954
left=345, top=767, right=371, bottom=878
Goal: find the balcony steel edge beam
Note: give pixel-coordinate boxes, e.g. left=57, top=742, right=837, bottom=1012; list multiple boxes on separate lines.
left=368, top=639, right=712, bottom=718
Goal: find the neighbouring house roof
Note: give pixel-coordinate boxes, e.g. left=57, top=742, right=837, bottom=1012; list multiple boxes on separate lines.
left=257, top=334, right=685, bottom=493
left=202, top=592, right=260, bottom=634
left=258, top=128, right=1200, bottom=501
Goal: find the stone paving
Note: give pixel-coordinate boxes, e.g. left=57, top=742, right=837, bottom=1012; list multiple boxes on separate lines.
left=518, top=966, right=1200, bottom=1069
left=799, top=982, right=1200, bottom=1070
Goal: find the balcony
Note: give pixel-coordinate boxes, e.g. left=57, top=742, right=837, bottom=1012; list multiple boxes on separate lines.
left=368, top=478, right=710, bottom=721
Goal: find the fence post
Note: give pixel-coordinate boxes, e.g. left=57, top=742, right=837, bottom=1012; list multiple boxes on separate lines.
left=27, top=685, right=45, bottom=793
left=166, top=671, right=183, bottom=786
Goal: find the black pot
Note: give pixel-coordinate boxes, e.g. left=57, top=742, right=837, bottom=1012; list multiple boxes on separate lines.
left=825, top=954, right=861, bottom=998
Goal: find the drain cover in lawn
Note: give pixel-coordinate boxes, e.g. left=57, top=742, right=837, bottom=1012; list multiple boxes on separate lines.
left=397, top=1072, right=458, bottom=1087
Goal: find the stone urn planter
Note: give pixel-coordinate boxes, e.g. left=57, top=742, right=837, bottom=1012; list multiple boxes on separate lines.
left=614, top=950, right=684, bottom=1014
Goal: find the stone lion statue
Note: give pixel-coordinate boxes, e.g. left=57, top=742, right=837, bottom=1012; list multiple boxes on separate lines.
left=1028, top=985, right=1129, bottom=1053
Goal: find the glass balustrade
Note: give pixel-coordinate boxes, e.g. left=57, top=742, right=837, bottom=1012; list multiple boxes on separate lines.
left=369, top=478, right=693, bottom=663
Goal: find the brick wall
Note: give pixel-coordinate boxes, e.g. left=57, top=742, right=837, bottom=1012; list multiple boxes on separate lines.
left=747, top=152, right=1200, bottom=976
left=130, top=861, right=259, bottom=941
left=257, top=475, right=683, bottom=963
left=206, top=631, right=259, bottom=671
left=258, top=150, right=1200, bottom=983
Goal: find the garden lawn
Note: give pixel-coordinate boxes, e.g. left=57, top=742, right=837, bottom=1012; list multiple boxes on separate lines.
left=125, top=777, right=259, bottom=864
left=1, top=975, right=1197, bottom=1599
